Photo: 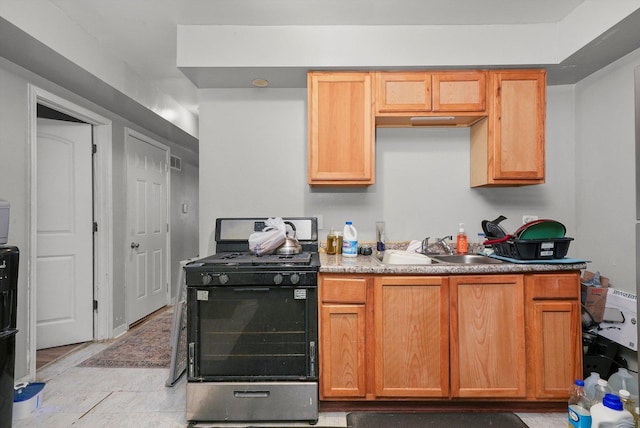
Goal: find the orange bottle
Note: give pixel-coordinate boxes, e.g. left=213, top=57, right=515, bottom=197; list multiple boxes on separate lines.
left=456, top=223, right=468, bottom=254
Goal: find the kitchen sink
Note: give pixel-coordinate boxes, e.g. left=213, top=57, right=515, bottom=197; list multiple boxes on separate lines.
left=430, top=254, right=503, bottom=264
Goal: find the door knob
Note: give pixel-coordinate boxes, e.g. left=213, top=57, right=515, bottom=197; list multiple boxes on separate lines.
left=130, top=242, right=140, bottom=249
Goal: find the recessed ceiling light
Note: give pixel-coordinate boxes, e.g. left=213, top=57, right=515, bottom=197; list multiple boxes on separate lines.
left=251, top=79, right=269, bottom=88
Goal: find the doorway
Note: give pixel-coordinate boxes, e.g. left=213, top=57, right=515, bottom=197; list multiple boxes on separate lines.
left=35, top=117, right=93, bottom=350
left=27, top=85, right=113, bottom=380
left=124, top=129, right=170, bottom=324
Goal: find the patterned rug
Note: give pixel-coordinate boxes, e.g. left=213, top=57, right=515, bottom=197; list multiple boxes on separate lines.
left=78, top=307, right=173, bottom=368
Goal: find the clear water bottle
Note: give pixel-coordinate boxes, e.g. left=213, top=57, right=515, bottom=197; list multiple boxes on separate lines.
left=591, top=393, right=635, bottom=427
left=342, top=221, right=358, bottom=257
left=593, top=378, right=613, bottom=406
left=568, top=379, right=592, bottom=428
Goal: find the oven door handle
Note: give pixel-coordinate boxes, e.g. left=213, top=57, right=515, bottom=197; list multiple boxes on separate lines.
left=234, top=390, right=270, bottom=398
left=232, top=288, right=270, bottom=292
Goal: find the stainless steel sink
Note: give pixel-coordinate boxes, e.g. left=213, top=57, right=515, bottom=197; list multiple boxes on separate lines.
left=429, top=254, right=503, bottom=264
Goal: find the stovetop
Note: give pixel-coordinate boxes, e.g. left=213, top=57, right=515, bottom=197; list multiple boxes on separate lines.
left=195, top=251, right=313, bottom=266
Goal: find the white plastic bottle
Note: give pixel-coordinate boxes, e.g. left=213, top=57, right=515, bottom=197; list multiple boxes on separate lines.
left=591, top=393, right=635, bottom=427
left=568, top=379, right=592, bottom=428
left=342, top=221, right=358, bottom=257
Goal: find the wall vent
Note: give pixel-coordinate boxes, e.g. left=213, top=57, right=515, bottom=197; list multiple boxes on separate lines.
left=170, top=155, right=182, bottom=171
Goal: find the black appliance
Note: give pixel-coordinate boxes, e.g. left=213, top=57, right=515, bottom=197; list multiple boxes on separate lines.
left=185, top=217, right=319, bottom=424
left=0, top=246, right=19, bottom=428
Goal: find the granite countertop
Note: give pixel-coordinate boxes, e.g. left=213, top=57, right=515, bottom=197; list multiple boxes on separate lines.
left=319, top=250, right=587, bottom=275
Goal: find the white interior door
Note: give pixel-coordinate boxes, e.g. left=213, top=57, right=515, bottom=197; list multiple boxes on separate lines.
left=36, top=118, right=94, bottom=349
left=125, top=133, right=169, bottom=324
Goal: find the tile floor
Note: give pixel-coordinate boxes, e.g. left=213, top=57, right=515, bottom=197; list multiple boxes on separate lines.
left=13, top=341, right=569, bottom=427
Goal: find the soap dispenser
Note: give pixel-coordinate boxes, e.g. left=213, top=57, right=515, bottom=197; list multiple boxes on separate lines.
left=456, top=223, right=468, bottom=254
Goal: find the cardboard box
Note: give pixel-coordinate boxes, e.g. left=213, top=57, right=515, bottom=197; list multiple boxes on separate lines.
left=598, top=287, right=638, bottom=351
left=581, top=270, right=609, bottom=323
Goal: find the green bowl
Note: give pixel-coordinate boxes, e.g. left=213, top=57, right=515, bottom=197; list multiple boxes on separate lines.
left=517, top=220, right=566, bottom=240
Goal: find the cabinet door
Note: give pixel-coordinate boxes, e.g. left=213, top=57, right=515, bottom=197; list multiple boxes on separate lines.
left=526, top=273, right=582, bottom=399
left=450, top=275, right=526, bottom=398
left=374, top=72, right=432, bottom=113
left=373, top=276, right=449, bottom=397
left=470, top=69, right=546, bottom=186
left=320, top=304, right=367, bottom=398
left=308, top=72, right=374, bottom=185
left=432, top=71, right=487, bottom=112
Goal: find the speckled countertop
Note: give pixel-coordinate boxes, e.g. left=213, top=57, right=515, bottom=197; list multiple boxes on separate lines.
left=319, top=241, right=587, bottom=275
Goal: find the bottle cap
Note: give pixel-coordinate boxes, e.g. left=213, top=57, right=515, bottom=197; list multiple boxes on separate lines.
left=459, top=223, right=465, bottom=232
left=620, top=389, right=631, bottom=398
left=575, top=379, right=585, bottom=386
left=346, top=221, right=352, bottom=225
left=603, top=393, right=624, bottom=411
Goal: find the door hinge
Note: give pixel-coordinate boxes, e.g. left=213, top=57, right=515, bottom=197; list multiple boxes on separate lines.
left=92, top=143, right=97, bottom=154
left=93, top=222, right=98, bottom=232
left=93, top=300, right=98, bottom=311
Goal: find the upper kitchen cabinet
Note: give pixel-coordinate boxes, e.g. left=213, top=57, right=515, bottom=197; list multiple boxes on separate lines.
left=374, top=70, right=487, bottom=127
left=308, top=72, right=375, bottom=186
left=470, top=69, right=546, bottom=187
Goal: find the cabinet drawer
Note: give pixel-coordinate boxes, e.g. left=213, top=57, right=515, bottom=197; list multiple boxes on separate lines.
left=321, top=277, right=367, bottom=303
left=528, top=273, right=579, bottom=299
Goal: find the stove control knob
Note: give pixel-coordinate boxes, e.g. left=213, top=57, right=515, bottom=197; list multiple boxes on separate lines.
left=218, top=274, right=229, bottom=285
left=290, top=273, right=300, bottom=285
left=201, top=274, right=212, bottom=285
left=273, top=273, right=284, bottom=285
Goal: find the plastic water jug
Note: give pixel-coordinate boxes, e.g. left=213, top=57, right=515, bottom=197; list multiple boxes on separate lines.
left=590, top=393, right=635, bottom=427
left=609, top=368, right=639, bottom=401
left=593, top=378, right=613, bottom=405
left=584, top=372, right=601, bottom=402
left=342, top=221, right=358, bottom=257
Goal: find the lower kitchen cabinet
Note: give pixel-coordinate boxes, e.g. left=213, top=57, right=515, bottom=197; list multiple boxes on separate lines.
left=449, top=275, right=526, bottom=398
left=525, top=273, right=582, bottom=399
left=318, top=271, right=581, bottom=403
left=319, top=276, right=368, bottom=398
left=373, top=276, right=449, bottom=398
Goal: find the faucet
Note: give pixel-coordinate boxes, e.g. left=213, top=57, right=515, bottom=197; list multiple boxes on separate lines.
left=437, top=235, right=454, bottom=255
left=421, top=237, right=430, bottom=254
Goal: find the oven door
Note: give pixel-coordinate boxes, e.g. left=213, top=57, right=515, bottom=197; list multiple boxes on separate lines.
left=187, top=285, right=318, bottom=381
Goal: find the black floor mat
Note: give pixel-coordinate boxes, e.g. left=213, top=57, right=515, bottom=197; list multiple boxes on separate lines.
left=346, top=412, right=529, bottom=428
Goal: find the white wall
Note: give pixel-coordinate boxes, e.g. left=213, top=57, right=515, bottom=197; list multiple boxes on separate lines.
left=198, top=84, right=577, bottom=258
left=0, top=56, right=199, bottom=379
left=574, top=47, right=640, bottom=294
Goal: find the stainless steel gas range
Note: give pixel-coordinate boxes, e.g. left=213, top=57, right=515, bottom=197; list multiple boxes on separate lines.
left=184, top=217, right=319, bottom=424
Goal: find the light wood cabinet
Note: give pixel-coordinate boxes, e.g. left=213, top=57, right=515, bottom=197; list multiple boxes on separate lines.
left=374, top=70, right=487, bottom=127
left=319, top=276, right=368, bottom=398
left=319, top=271, right=581, bottom=403
left=375, top=72, right=432, bottom=113
left=449, top=275, right=526, bottom=398
left=307, top=72, right=374, bottom=186
left=525, top=273, right=582, bottom=399
left=470, top=69, right=546, bottom=187
left=308, top=69, right=545, bottom=187
left=373, top=276, right=449, bottom=398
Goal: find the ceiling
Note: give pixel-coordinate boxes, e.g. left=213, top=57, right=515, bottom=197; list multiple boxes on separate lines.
left=2, top=0, right=640, bottom=145
left=41, top=0, right=640, bottom=115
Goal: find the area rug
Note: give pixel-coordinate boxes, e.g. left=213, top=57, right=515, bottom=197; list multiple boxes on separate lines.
left=78, top=308, right=173, bottom=368
left=346, top=412, right=529, bottom=428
